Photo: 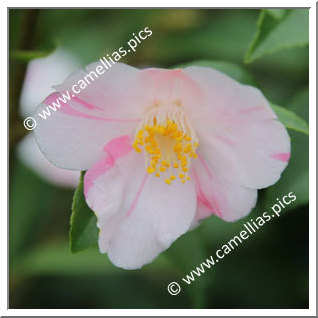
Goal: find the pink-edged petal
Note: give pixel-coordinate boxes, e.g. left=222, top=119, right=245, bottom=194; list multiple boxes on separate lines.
left=54, top=62, right=148, bottom=119
left=84, top=148, right=144, bottom=254
left=183, top=66, right=291, bottom=189
left=191, top=153, right=257, bottom=223
left=33, top=93, right=137, bottom=171
left=84, top=139, right=197, bottom=269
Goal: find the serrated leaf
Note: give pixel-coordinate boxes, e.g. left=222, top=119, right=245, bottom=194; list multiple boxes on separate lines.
left=245, top=9, right=309, bottom=63
left=271, top=103, right=309, bottom=135
left=70, top=172, right=98, bottom=253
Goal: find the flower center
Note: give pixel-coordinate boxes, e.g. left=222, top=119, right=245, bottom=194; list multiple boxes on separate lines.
left=133, top=103, right=199, bottom=185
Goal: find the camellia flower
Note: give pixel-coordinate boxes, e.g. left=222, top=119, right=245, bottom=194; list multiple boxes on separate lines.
left=19, top=49, right=81, bottom=188
left=34, top=63, right=290, bottom=269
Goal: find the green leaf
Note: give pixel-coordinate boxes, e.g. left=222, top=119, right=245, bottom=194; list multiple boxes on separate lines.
left=271, top=104, right=309, bottom=135
left=245, top=9, right=309, bottom=63
left=264, top=9, right=287, bottom=20
left=174, top=60, right=256, bottom=85
left=69, top=172, right=99, bottom=253
left=288, top=87, right=309, bottom=122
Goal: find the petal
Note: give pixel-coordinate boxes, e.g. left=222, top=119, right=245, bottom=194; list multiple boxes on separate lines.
left=54, top=64, right=203, bottom=121
left=183, top=66, right=291, bottom=189
left=17, top=133, right=79, bottom=188
left=84, top=139, right=197, bottom=269
left=134, top=68, right=204, bottom=107
left=33, top=93, right=138, bottom=170
left=183, top=66, right=276, bottom=114
left=33, top=64, right=207, bottom=172
left=191, top=153, right=257, bottom=222
left=54, top=62, right=148, bottom=119
left=108, top=177, right=196, bottom=269
left=20, top=48, right=81, bottom=118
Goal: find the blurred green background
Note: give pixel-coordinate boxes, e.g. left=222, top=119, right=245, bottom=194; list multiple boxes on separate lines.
left=9, top=9, right=309, bottom=309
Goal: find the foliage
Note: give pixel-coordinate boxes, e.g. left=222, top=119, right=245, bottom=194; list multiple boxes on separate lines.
left=245, top=9, right=309, bottom=63
left=9, top=8, right=309, bottom=309
left=70, top=172, right=99, bottom=252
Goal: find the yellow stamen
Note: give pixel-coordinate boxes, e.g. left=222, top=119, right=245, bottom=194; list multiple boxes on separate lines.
left=146, top=166, right=155, bottom=174
left=165, top=179, right=172, bottom=185
left=159, top=166, right=166, bottom=172
left=133, top=104, right=199, bottom=185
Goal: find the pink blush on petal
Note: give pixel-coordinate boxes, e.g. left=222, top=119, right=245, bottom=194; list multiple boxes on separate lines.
left=213, top=135, right=235, bottom=146
left=239, top=106, right=264, bottom=114
left=72, top=96, right=104, bottom=111
left=196, top=197, right=213, bottom=220
left=139, top=68, right=204, bottom=105
left=197, top=153, right=213, bottom=180
left=84, top=135, right=133, bottom=196
left=103, top=135, right=133, bottom=159
left=43, top=92, right=107, bottom=121
left=271, top=152, right=291, bottom=162
left=84, top=156, right=114, bottom=197
left=191, top=167, right=223, bottom=218
left=126, top=174, right=148, bottom=217
left=43, top=93, right=139, bottom=122
left=44, top=92, right=63, bottom=104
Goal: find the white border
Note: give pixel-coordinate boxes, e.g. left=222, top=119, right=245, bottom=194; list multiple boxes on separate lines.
left=4, top=1, right=316, bottom=316
left=308, top=0, right=316, bottom=315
